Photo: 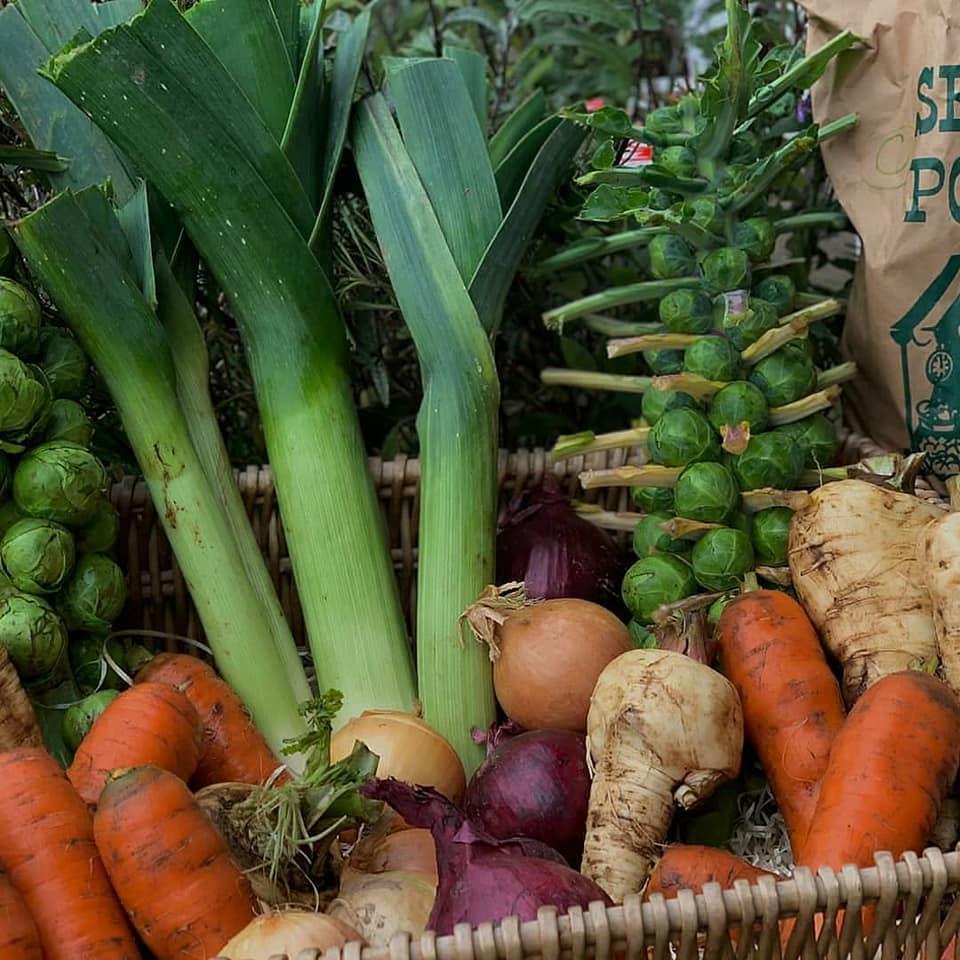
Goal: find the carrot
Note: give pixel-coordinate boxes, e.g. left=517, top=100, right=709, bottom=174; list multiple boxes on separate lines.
left=0, top=644, right=42, bottom=752
left=0, top=868, right=42, bottom=960
left=644, top=845, right=776, bottom=899
left=135, top=652, right=286, bottom=787
left=0, top=748, right=141, bottom=959
left=94, top=764, right=256, bottom=960
left=67, top=681, right=202, bottom=805
left=716, top=590, right=845, bottom=852
left=798, top=671, right=960, bottom=871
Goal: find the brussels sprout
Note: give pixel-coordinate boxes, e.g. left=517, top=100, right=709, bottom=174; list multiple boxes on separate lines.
left=749, top=347, right=817, bottom=407
left=0, top=517, right=76, bottom=595
left=0, top=350, right=51, bottom=435
left=733, top=217, right=776, bottom=262
left=622, top=554, right=697, bottom=623
left=648, top=407, right=720, bottom=467
left=659, top=288, right=714, bottom=335
left=700, top=246, right=752, bottom=295
left=0, top=456, right=10, bottom=504
left=45, top=398, right=93, bottom=446
left=628, top=619, right=657, bottom=648
left=0, top=591, right=67, bottom=679
left=0, top=234, right=12, bottom=275
left=708, top=381, right=769, bottom=452
left=690, top=199, right=724, bottom=235
left=729, top=131, right=762, bottom=165
left=633, top=512, right=690, bottom=558
left=731, top=511, right=753, bottom=538
left=752, top=506, right=793, bottom=566
left=753, top=275, right=796, bottom=316
left=645, top=105, right=683, bottom=137
left=69, top=634, right=128, bottom=692
left=0, top=499, right=21, bottom=536
left=649, top=234, right=696, bottom=280
left=731, top=431, right=805, bottom=491
left=641, top=387, right=698, bottom=426
left=673, top=461, right=739, bottom=523
left=38, top=328, right=89, bottom=400
left=782, top=337, right=816, bottom=362
left=13, top=441, right=107, bottom=526
left=631, top=485, right=675, bottom=513
left=63, top=689, right=119, bottom=751
left=648, top=189, right=674, bottom=211
left=683, top=335, right=743, bottom=382
left=718, top=297, right=779, bottom=351
left=692, top=527, right=755, bottom=591
left=707, top=595, right=731, bottom=624
left=658, top=145, right=698, bottom=179
left=59, top=554, right=127, bottom=632
left=125, top=643, right=154, bottom=675
left=75, top=498, right=120, bottom=554
left=776, top=413, right=838, bottom=468
left=0, top=279, right=41, bottom=356
left=643, top=348, right=684, bottom=375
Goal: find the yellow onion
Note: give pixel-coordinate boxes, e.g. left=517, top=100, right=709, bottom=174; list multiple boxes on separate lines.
left=328, top=871, right=436, bottom=948
left=331, top=710, right=466, bottom=802
left=217, top=909, right=362, bottom=959
left=349, top=816, right=438, bottom=882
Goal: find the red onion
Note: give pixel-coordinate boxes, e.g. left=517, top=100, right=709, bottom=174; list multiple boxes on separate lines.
left=364, top=779, right=611, bottom=934
left=496, top=480, right=626, bottom=610
left=463, top=729, right=590, bottom=868
left=470, top=719, right=525, bottom=757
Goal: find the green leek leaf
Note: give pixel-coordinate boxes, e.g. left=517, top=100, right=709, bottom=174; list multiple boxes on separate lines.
left=0, top=145, right=69, bottom=173
left=488, top=89, right=547, bottom=168
left=444, top=44, right=488, bottom=131
left=494, top=114, right=562, bottom=208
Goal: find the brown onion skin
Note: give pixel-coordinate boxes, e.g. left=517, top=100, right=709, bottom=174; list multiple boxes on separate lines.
left=463, top=730, right=590, bottom=868
left=493, top=599, right=633, bottom=731
left=496, top=482, right=627, bottom=612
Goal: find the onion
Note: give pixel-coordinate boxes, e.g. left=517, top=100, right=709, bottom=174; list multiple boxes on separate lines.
left=331, top=710, right=466, bottom=802
left=365, top=779, right=611, bottom=936
left=348, top=812, right=438, bottom=881
left=218, top=910, right=362, bottom=959
left=463, top=729, right=590, bottom=867
left=496, top=481, right=626, bottom=609
left=328, top=870, right=436, bottom=947
left=462, top=585, right=633, bottom=731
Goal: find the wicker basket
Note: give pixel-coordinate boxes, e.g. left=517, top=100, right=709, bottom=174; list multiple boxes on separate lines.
left=113, top=438, right=960, bottom=960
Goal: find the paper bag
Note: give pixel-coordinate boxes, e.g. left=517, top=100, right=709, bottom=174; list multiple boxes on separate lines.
left=802, top=0, right=960, bottom=477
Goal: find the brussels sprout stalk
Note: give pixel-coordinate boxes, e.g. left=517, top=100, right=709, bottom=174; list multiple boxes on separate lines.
left=756, top=566, right=793, bottom=587
left=585, top=316, right=662, bottom=337
left=551, top=427, right=649, bottom=462
left=580, top=464, right=683, bottom=490
left=818, top=362, right=859, bottom=389
left=774, top=212, right=849, bottom=234
left=768, top=386, right=842, bottom=427
left=660, top=517, right=723, bottom=540
left=542, top=278, right=700, bottom=330
left=741, top=489, right=813, bottom=512
left=531, top=228, right=664, bottom=275
left=541, top=368, right=652, bottom=394
left=607, top=333, right=700, bottom=358
left=741, top=299, right=842, bottom=365
left=652, top=373, right=726, bottom=400
left=573, top=503, right=644, bottom=532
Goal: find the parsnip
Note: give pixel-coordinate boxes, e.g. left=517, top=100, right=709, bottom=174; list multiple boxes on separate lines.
left=788, top=480, right=945, bottom=706
left=581, top=649, right=743, bottom=902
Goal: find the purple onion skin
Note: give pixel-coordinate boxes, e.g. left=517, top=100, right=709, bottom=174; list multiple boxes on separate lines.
left=496, top=482, right=626, bottom=610
left=363, top=779, right=611, bottom=936
left=463, top=730, right=590, bottom=868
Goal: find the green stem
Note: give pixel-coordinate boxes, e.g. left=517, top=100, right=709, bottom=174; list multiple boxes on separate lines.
left=542, top=278, right=700, bottom=331
left=584, top=315, right=663, bottom=337
left=742, top=299, right=841, bottom=364
left=817, top=113, right=859, bottom=142
left=540, top=368, right=652, bottom=394
left=607, top=332, right=699, bottom=358
left=573, top=503, right=645, bottom=532
left=774, top=211, right=848, bottom=233
left=650, top=373, right=726, bottom=400
left=529, top=227, right=664, bottom=275
left=551, top=426, right=649, bottom=461
left=817, top=362, right=858, bottom=389
left=767, top=386, right=841, bottom=426
left=579, top=464, right=683, bottom=490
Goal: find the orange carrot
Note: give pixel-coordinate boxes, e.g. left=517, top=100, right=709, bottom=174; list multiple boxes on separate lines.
left=798, top=671, right=960, bottom=872
left=644, top=844, right=776, bottom=899
left=0, top=748, right=141, bottom=960
left=717, top=590, right=846, bottom=851
left=94, top=764, right=256, bottom=959
left=0, top=868, right=42, bottom=960
left=135, top=652, right=286, bottom=787
left=67, top=681, right=202, bottom=805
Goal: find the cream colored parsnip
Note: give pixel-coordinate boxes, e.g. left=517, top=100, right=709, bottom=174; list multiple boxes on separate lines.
left=581, top=649, right=743, bottom=902
left=788, top=480, right=945, bottom=706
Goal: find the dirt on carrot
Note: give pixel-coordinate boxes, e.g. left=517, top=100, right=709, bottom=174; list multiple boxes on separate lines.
left=0, top=748, right=141, bottom=960
left=67, top=681, right=202, bottom=805
left=0, top=644, right=43, bottom=752
left=94, top=764, right=257, bottom=960
left=717, top=590, right=846, bottom=852
left=645, top=844, right=776, bottom=899
left=135, top=653, right=286, bottom=787
left=0, top=867, right=42, bottom=960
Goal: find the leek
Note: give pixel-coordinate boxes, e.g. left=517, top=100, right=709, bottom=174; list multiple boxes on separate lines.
left=44, top=0, right=417, bottom=723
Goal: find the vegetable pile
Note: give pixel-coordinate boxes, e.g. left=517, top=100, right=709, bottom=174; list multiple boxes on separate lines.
left=0, top=273, right=133, bottom=765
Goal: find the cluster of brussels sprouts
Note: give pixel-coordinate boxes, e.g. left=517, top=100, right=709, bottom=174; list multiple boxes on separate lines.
left=0, top=275, right=142, bottom=749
